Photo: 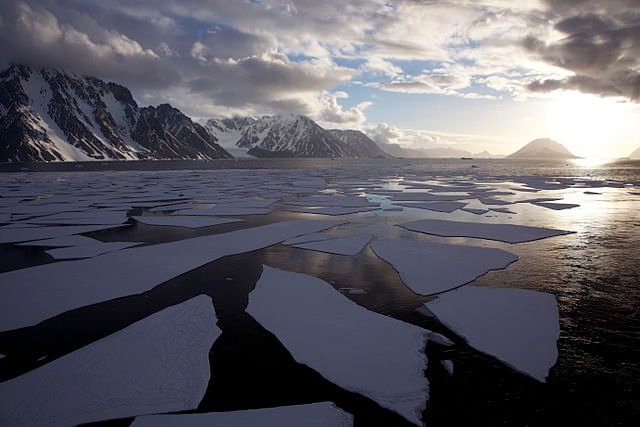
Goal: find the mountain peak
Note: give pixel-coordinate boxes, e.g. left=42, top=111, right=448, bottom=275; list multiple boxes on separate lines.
left=507, top=138, right=579, bottom=159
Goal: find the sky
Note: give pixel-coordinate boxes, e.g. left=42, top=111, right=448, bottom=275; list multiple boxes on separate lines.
left=1, top=0, right=639, bottom=158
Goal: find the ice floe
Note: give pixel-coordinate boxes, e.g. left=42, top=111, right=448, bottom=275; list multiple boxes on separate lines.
left=400, top=219, right=573, bottom=243
left=292, top=234, right=373, bottom=256
left=371, top=239, right=518, bottom=295
left=395, top=201, right=467, bottom=213
left=247, top=266, right=429, bottom=426
left=533, top=202, right=580, bottom=210
left=176, top=206, right=272, bottom=216
left=0, top=295, right=219, bottom=426
left=131, top=402, right=354, bottom=427
left=282, top=206, right=380, bottom=216
left=46, top=241, right=142, bottom=260
left=133, top=215, right=241, bottom=228
left=0, top=224, right=129, bottom=244
left=0, top=220, right=339, bottom=332
left=425, top=286, right=559, bottom=382
left=17, top=235, right=101, bottom=247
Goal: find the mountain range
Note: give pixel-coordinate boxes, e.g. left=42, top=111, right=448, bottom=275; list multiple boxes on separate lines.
left=0, top=64, right=388, bottom=162
left=376, top=142, right=499, bottom=159
left=628, top=147, right=640, bottom=159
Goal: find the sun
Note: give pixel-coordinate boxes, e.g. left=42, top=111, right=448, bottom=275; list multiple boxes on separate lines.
left=547, top=91, right=638, bottom=159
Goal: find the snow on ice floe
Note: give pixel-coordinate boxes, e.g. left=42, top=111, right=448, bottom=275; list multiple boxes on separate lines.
left=395, top=201, right=467, bottom=213
left=291, top=234, right=373, bottom=256
left=46, top=241, right=142, bottom=260
left=425, top=286, right=560, bottom=382
left=247, top=266, right=429, bottom=426
left=533, top=202, right=580, bottom=210
left=176, top=206, right=273, bottom=216
left=0, top=295, right=220, bottom=426
left=462, top=207, right=489, bottom=215
left=17, top=235, right=101, bottom=247
left=400, top=219, right=573, bottom=244
left=371, top=239, right=518, bottom=295
left=0, top=224, right=129, bottom=244
left=131, top=402, right=354, bottom=427
left=0, top=220, right=340, bottom=332
left=282, top=206, right=380, bottom=216
left=133, top=215, right=241, bottom=229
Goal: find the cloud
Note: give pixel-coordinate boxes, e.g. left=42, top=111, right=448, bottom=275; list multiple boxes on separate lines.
left=524, top=0, right=640, bottom=101
left=0, top=1, right=179, bottom=88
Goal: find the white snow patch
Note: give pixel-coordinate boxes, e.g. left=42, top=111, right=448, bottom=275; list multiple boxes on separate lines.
left=131, top=402, right=353, bottom=427
left=400, top=219, right=573, bottom=244
left=371, top=239, right=518, bottom=295
left=46, top=241, right=142, bottom=259
left=292, top=234, right=373, bottom=256
left=0, top=220, right=340, bottom=332
left=248, top=266, right=429, bottom=426
left=0, top=295, right=219, bottom=426
left=133, top=215, right=241, bottom=229
left=426, top=286, right=560, bottom=382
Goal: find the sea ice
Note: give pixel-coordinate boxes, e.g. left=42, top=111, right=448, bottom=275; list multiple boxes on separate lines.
left=0, top=296, right=219, bottom=426
left=247, top=266, right=429, bottom=426
left=371, top=239, right=518, bottom=295
left=282, top=206, right=380, bottom=216
left=292, top=234, right=373, bottom=256
left=400, top=219, right=573, bottom=244
left=462, top=208, right=489, bottom=215
left=130, top=402, right=354, bottom=427
left=441, top=360, right=454, bottom=376
left=0, top=220, right=340, bottom=332
left=425, top=286, right=559, bottom=382
left=533, top=202, right=580, bottom=210
left=133, top=215, right=241, bottom=228
left=395, top=201, right=467, bottom=213
left=17, top=235, right=101, bottom=247
left=0, top=224, right=129, bottom=244
left=176, top=206, right=272, bottom=216
left=46, top=242, right=142, bottom=260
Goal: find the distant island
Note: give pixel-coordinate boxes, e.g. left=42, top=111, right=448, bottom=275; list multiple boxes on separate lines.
left=629, top=147, right=640, bottom=159
left=506, top=138, right=580, bottom=159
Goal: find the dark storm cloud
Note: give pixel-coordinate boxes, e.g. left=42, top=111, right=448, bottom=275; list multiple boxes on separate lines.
left=0, top=1, right=181, bottom=88
left=525, top=0, right=640, bottom=100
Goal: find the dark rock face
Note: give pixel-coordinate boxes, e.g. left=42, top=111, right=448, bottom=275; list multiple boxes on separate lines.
left=0, top=64, right=231, bottom=162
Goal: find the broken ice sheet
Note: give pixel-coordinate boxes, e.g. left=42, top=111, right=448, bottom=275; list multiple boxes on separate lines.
left=425, top=286, right=559, bottom=382
left=46, top=241, right=142, bottom=260
left=371, top=239, right=518, bottom=295
left=400, top=219, right=573, bottom=244
left=282, top=206, right=380, bottom=216
left=0, top=220, right=340, bottom=332
left=17, top=235, right=101, bottom=247
left=292, top=234, right=373, bottom=256
left=533, top=202, right=580, bottom=210
left=130, top=402, right=354, bottom=427
left=176, top=206, right=273, bottom=216
left=0, top=224, right=129, bottom=244
left=0, top=295, right=219, bottom=426
left=133, top=215, right=241, bottom=229
left=247, top=266, right=429, bottom=426
left=395, top=201, right=467, bottom=213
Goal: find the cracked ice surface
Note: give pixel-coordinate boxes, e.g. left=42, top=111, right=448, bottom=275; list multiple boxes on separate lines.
left=131, top=402, right=354, bottom=427
left=0, top=295, right=219, bottom=426
left=371, top=239, right=518, bottom=295
left=247, top=266, right=429, bottom=426
left=0, top=220, right=340, bottom=332
left=425, top=286, right=560, bottom=382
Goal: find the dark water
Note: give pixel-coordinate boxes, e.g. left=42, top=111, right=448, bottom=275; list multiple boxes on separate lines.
left=0, top=158, right=638, bottom=426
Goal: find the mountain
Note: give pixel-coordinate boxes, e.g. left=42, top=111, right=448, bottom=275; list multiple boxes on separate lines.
left=473, top=150, right=502, bottom=159
left=203, top=116, right=257, bottom=158
left=628, top=147, right=640, bottom=159
left=376, top=142, right=472, bottom=158
left=507, top=138, right=579, bottom=159
left=210, top=113, right=389, bottom=158
left=0, top=64, right=231, bottom=162
left=326, top=129, right=391, bottom=158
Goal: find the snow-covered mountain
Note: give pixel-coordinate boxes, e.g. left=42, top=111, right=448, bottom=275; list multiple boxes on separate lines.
left=507, top=138, right=579, bottom=159
left=0, top=64, right=231, bottom=162
left=628, top=147, right=640, bottom=159
left=206, top=114, right=389, bottom=158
